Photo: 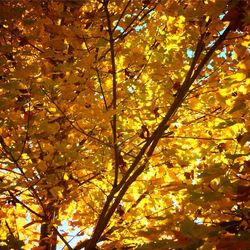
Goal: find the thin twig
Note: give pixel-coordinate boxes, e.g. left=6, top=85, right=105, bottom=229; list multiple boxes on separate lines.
left=41, top=88, right=112, bottom=148
left=104, top=1, right=119, bottom=187
left=162, top=135, right=234, bottom=141
left=112, top=0, right=132, bottom=32
left=16, top=84, right=32, bottom=162
left=52, top=226, right=73, bottom=250
left=8, top=191, right=44, bottom=219
left=96, top=68, right=108, bottom=110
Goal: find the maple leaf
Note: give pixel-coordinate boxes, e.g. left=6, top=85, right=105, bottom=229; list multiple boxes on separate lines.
left=0, top=0, right=249, bottom=250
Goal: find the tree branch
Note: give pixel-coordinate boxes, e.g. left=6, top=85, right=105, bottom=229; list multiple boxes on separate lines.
left=104, top=1, right=119, bottom=187
left=41, top=87, right=112, bottom=148
left=52, top=226, right=73, bottom=250
left=15, top=84, right=32, bottom=162
left=112, top=0, right=131, bottom=32
left=96, top=68, right=108, bottom=110
left=8, top=191, right=44, bottom=219
left=162, top=135, right=234, bottom=141
left=0, top=135, right=47, bottom=215
left=85, top=21, right=234, bottom=250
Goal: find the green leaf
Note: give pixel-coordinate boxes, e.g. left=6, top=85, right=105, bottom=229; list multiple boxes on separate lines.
left=229, top=100, right=246, bottom=114
left=22, top=19, right=36, bottom=26
left=237, top=132, right=250, bottom=146
left=49, top=186, right=64, bottom=199
left=180, top=218, right=196, bottom=236
left=0, top=235, right=25, bottom=250
left=215, top=120, right=236, bottom=128
left=225, top=153, right=248, bottom=160
left=180, top=218, right=212, bottom=238
left=136, top=239, right=179, bottom=250
left=185, top=240, right=204, bottom=250
left=0, top=45, right=12, bottom=53
left=203, top=191, right=223, bottom=201
left=189, top=191, right=204, bottom=205
left=96, top=38, right=108, bottom=48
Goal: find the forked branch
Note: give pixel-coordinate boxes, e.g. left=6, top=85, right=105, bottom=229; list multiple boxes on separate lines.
left=83, top=21, right=234, bottom=250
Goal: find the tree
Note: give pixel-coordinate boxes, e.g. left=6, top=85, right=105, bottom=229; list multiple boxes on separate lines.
left=0, top=0, right=250, bottom=249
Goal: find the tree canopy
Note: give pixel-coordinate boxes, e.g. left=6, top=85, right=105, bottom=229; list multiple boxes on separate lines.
left=0, top=0, right=250, bottom=249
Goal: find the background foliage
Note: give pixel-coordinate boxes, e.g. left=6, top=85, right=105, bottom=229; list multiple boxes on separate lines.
left=0, top=0, right=250, bottom=249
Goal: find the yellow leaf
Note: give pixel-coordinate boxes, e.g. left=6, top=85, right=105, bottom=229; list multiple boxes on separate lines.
left=50, top=186, right=64, bottom=199
left=167, top=169, right=180, bottom=183
left=48, top=107, right=57, bottom=113
left=63, top=173, right=69, bottom=181
left=21, top=153, right=30, bottom=160
left=106, top=79, right=112, bottom=88
left=231, top=72, right=246, bottom=82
